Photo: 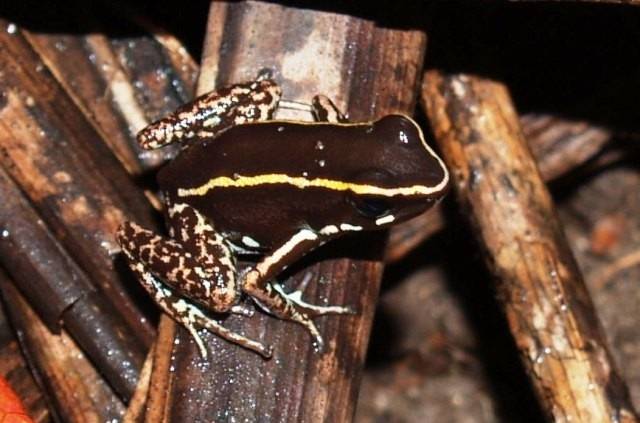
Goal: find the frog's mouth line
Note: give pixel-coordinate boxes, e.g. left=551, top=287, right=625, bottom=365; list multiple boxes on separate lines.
left=177, top=173, right=449, bottom=198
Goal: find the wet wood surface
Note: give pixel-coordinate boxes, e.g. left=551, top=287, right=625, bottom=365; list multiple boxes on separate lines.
left=0, top=25, right=156, bottom=342
left=0, top=270, right=126, bottom=422
left=0, top=166, right=144, bottom=398
left=421, top=70, right=639, bottom=422
left=23, top=13, right=197, bottom=175
left=143, top=2, right=427, bottom=422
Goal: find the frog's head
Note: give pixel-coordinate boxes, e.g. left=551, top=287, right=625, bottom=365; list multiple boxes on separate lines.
left=342, top=115, right=449, bottom=229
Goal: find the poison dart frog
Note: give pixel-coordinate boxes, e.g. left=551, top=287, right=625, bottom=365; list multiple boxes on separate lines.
left=117, top=74, right=449, bottom=358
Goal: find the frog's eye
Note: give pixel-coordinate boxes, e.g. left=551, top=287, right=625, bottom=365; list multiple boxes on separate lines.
left=350, top=196, right=391, bottom=219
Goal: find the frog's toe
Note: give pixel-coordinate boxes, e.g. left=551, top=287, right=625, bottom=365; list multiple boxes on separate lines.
left=230, top=303, right=255, bottom=317
left=297, top=316, right=324, bottom=353
left=311, top=332, right=325, bottom=354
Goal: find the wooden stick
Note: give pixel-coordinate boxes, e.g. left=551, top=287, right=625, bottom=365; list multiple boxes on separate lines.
left=0, top=22, right=155, bottom=345
left=23, top=21, right=196, bottom=175
left=421, top=70, right=639, bottom=422
left=0, top=270, right=126, bottom=422
left=144, top=2, right=427, bottom=421
left=2, top=11, right=203, bottom=407
left=123, top=345, right=155, bottom=423
left=0, top=165, right=146, bottom=398
left=520, top=114, right=611, bottom=182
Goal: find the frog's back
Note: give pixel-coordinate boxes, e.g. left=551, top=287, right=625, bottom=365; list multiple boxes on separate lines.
left=158, top=120, right=376, bottom=190
left=157, top=121, right=376, bottom=248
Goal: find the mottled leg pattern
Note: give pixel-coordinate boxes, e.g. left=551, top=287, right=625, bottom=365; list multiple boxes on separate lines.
left=117, top=220, right=270, bottom=357
left=165, top=201, right=239, bottom=313
left=123, top=259, right=271, bottom=358
left=137, top=76, right=282, bottom=150
left=118, top=222, right=236, bottom=312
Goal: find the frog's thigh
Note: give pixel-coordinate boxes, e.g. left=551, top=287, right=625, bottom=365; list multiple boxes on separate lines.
left=122, top=257, right=271, bottom=358
left=117, top=221, right=236, bottom=313
left=311, top=95, right=347, bottom=123
left=165, top=201, right=240, bottom=307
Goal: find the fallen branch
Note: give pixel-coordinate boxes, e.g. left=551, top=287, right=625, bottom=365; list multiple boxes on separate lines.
left=422, top=70, right=638, bottom=422
left=0, top=270, right=126, bottom=422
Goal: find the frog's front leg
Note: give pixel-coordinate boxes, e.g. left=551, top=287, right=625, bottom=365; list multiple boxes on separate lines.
left=311, top=95, right=348, bottom=123
left=117, top=212, right=272, bottom=357
left=240, top=229, right=353, bottom=351
left=137, top=76, right=281, bottom=150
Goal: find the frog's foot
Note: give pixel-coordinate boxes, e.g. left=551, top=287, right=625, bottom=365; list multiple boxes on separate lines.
left=122, top=259, right=272, bottom=358
left=243, top=270, right=353, bottom=352
left=274, top=284, right=354, bottom=317
left=253, top=293, right=326, bottom=352
left=230, top=303, right=255, bottom=317
left=274, top=272, right=354, bottom=317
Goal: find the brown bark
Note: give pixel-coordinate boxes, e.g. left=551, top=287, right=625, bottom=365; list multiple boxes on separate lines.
left=422, top=70, right=638, bottom=422
left=23, top=22, right=197, bottom=175
left=0, top=23, right=155, bottom=345
left=521, top=114, right=611, bottom=182
left=143, top=2, right=427, bottom=421
left=1, top=10, right=201, bottom=407
left=0, top=165, right=145, bottom=398
left=0, top=269, right=126, bottom=422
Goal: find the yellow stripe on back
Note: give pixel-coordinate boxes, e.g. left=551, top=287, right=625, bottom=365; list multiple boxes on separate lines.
left=177, top=173, right=447, bottom=198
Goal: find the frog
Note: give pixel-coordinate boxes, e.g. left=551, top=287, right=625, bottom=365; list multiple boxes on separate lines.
left=116, top=74, right=450, bottom=358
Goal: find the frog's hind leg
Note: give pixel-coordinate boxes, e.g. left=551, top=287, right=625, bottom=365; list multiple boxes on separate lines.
left=137, top=77, right=282, bottom=150
left=117, top=221, right=271, bottom=357
left=122, top=256, right=271, bottom=358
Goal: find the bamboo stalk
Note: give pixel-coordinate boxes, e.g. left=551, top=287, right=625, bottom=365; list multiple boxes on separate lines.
left=421, top=70, right=638, bottom=423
